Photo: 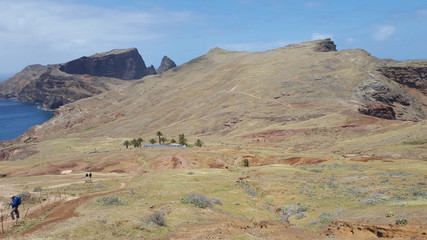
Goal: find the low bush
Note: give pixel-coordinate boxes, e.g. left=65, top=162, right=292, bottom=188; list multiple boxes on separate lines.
left=181, top=193, right=222, bottom=208
left=244, top=188, right=257, bottom=196
left=242, top=159, right=249, bottom=167
left=279, top=204, right=309, bottom=222
left=360, top=193, right=388, bottom=205
left=396, top=218, right=408, bottom=225
left=409, top=189, right=426, bottom=198
left=386, top=211, right=395, bottom=218
left=18, top=191, right=37, bottom=203
left=96, top=197, right=125, bottom=205
left=146, top=211, right=167, bottom=227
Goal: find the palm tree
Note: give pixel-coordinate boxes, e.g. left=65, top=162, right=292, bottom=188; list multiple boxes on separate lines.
left=178, top=134, right=187, bottom=146
left=131, top=139, right=139, bottom=148
left=171, top=139, right=176, bottom=144
left=137, top=138, right=144, bottom=148
left=123, top=140, right=130, bottom=149
left=195, top=139, right=203, bottom=147
left=160, top=137, right=167, bottom=144
left=156, top=131, right=163, bottom=145
left=149, top=138, right=157, bottom=144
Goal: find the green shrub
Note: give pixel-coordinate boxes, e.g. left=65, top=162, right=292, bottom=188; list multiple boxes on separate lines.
left=279, top=204, right=309, bottom=222
left=33, top=187, right=43, bottom=192
left=396, top=218, right=408, bottom=225
left=244, top=188, right=257, bottom=196
left=181, top=193, right=221, bottom=208
left=146, top=211, right=167, bottom=227
left=386, top=211, right=395, bottom=218
left=360, top=193, right=388, bottom=205
left=96, top=197, right=125, bottom=205
left=403, top=140, right=427, bottom=145
left=242, top=159, right=249, bottom=167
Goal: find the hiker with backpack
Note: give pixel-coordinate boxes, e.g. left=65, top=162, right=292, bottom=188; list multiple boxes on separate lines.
left=9, top=195, right=21, bottom=220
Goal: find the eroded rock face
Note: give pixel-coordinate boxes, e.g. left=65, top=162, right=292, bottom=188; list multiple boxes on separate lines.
left=59, top=48, right=152, bottom=80
left=358, top=81, right=410, bottom=106
left=314, top=38, right=337, bottom=52
left=0, top=48, right=158, bottom=109
left=19, top=71, right=104, bottom=109
left=358, top=104, right=396, bottom=120
left=377, top=66, right=427, bottom=94
left=157, top=56, right=177, bottom=74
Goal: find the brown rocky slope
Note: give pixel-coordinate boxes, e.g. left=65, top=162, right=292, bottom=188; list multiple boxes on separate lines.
left=0, top=39, right=425, bottom=161
left=1, top=39, right=422, bottom=159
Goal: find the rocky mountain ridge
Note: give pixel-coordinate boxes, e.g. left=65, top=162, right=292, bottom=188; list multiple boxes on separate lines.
left=0, top=48, right=176, bottom=109
left=8, top=39, right=425, bottom=144
left=59, top=48, right=152, bottom=80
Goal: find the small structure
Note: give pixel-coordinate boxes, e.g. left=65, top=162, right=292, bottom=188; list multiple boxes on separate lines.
left=144, top=144, right=186, bottom=148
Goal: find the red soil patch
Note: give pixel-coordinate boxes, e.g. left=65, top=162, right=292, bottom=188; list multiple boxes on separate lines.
left=327, top=220, right=427, bottom=239
left=152, top=154, right=193, bottom=170
left=279, top=157, right=327, bottom=165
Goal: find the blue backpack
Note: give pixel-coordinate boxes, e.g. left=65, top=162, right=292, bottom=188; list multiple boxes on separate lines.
left=16, top=196, right=21, bottom=205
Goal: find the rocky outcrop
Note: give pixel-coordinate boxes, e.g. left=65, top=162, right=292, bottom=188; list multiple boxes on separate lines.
left=0, top=64, right=48, bottom=98
left=147, top=65, right=157, bottom=75
left=357, top=81, right=410, bottom=106
left=377, top=65, right=427, bottom=94
left=314, top=38, right=337, bottom=52
left=0, top=48, right=162, bottom=109
left=157, top=56, right=177, bottom=74
left=20, top=70, right=104, bottom=109
left=358, top=104, right=396, bottom=120
left=0, top=65, right=114, bottom=109
left=59, top=48, right=153, bottom=80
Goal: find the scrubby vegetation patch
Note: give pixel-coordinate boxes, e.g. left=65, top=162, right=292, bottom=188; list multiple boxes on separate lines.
left=181, top=193, right=222, bottom=208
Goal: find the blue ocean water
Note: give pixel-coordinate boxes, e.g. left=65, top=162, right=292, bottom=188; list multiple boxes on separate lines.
left=0, top=99, right=54, bottom=141
left=0, top=76, right=54, bottom=141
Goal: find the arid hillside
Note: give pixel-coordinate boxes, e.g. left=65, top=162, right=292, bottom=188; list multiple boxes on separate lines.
left=3, top=39, right=424, bottom=159
left=0, top=39, right=425, bottom=239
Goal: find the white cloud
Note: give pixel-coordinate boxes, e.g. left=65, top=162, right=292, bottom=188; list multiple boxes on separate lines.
left=221, top=40, right=297, bottom=52
left=346, top=37, right=356, bottom=44
left=373, top=25, right=395, bottom=41
left=311, top=33, right=333, bottom=40
left=416, top=9, right=427, bottom=16
left=0, top=0, right=194, bottom=72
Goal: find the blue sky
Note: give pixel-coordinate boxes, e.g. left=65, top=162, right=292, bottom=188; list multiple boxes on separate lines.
left=0, top=0, right=426, bottom=75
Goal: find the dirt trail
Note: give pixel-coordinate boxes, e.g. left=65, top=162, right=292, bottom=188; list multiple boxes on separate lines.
left=0, top=183, right=126, bottom=238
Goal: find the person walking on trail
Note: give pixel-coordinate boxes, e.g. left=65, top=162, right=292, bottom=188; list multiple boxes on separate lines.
left=86, top=173, right=89, bottom=180
left=10, top=195, right=21, bottom=220
left=89, top=172, right=92, bottom=180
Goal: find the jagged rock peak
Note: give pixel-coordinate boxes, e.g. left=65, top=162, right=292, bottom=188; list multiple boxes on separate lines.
left=313, top=38, right=337, bottom=52
left=59, top=48, right=151, bottom=80
left=157, top=56, right=177, bottom=74
left=147, top=65, right=157, bottom=75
